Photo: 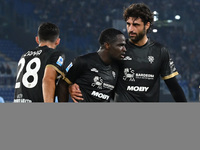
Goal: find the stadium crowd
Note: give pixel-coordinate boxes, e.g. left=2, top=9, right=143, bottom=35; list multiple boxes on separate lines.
left=0, top=0, right=199, bottom=101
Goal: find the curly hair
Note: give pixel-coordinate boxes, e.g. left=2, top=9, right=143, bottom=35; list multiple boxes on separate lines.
left=123, top=3, right=154, bottom=32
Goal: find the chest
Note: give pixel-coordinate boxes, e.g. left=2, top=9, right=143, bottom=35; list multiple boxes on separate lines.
left=122, top=46, right=162, bottom=73
left=77, top=62, right=118, bottom=90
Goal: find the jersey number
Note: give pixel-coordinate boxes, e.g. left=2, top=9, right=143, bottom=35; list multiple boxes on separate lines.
left=15, top=58, right=41, bottom=89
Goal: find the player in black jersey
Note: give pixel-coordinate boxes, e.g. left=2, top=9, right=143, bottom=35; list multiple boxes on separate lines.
left=14, top=22, right=66, bottom=103
left=70, top=3, right=187, bottom=102
left=114, top=3, right=187, bottom=102
left=57, top=28, right=126, bottom=102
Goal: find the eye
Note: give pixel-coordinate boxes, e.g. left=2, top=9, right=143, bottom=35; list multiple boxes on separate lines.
left=127, top=22, right=130, bottom=26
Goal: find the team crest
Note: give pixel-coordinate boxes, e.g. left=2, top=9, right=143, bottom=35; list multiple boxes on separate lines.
left=148, top=56, right=154, bottom=64
left=123, top=68, right=135, bottom=81
left=91, top=76, right=103, bottom=89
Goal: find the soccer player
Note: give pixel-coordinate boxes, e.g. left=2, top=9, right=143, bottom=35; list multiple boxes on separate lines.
left=14, top=22, right=66, bottom=103
left=70, top=3, right=187, bottom=102
left=114, top=3, right=187, bottom=102
left=57, top=28, right=126, bottom=102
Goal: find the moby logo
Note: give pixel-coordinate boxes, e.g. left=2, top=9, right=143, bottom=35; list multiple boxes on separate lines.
left=91, top=91, right=109, bottom=100
left=127, top=86, right=149, bottom=92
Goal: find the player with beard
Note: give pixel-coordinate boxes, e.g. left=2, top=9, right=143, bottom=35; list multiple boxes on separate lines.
left=114, top=3, right=187, bottom=102
left=69, top=3, right=187, bottom=102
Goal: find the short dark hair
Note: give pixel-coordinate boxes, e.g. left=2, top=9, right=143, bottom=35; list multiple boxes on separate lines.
left=123, top=3, right=153, bottom=32
left=38, top=22, right=60, bottom=42
left=98, top=28, right=124, bottom=45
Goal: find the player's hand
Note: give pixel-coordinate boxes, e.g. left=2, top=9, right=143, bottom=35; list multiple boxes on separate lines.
left=69, top=83, right=83, bottom=103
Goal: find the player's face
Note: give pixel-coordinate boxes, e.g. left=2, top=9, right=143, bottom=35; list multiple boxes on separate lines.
left=126, top=17, right=147, bottom=43
left=109, top=34, right=126, bottom=60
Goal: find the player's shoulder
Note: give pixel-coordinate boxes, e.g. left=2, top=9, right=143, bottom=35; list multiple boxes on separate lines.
left=73, top=52, right=97, bottom=66
left=148, top=39, right=165, bottom=48
left=77, top=52, right=97, bottom=60
left=149, top=39, right=169, bottom=52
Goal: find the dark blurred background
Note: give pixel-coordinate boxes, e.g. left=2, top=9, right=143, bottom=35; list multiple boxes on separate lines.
left=0, top=0, right=199, bottom=102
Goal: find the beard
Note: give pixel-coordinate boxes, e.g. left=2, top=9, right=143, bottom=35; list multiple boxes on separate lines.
left=129, top=27, right=146, bottom=43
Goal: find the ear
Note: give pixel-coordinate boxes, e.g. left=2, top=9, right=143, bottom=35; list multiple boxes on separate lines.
left=55, top=38, right=60, bottom=46
left=104, top=42, right=110, bottom=49
left=145, top=22, right=151, bottom=31
left=35, top=36, right=40, bottom=44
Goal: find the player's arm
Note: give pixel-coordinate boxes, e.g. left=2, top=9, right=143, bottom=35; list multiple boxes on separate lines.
left=43, top=65, right=57, bottom=103
left=56, top=78, right=69, bottom=102
left=69, top=83, right=83, bottom=102
left=160, top=47, right=187, bottom=102
left=164, top=77, right=187, bottom=102
left=64, top=56, right=86, bottom=102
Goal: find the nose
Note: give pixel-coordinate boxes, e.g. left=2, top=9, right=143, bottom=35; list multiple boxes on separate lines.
left=128, top=24, right=135, bottom=32
left=122, top=45, right=126, bottom=52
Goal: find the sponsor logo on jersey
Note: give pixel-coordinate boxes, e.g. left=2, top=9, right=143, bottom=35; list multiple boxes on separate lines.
left=91, top=68, right=99, bottom=73
left=14, top=99, right=32, bottom=103
left=148, top=56, right=154, bottom=64
left=127, top=86, right=149, bottom=92
left=91, top=91, right=109, bottom=100
left=123, top=68, right=135, bottom=81
left=91, top=76, right=114, bottom=90
left=103, top=83, right=114, bottom=90
left=123, top=68, right=155, bottom=81
left=123, top=56, right=132, bottom=60
left=14, top=94, right=32, bottom=103
left=24, top=50, right=42, bottom=57
left=135, top=73, right=154, bottom=80
left=91, top=76, right=103, bottom=89
left=56, top=56, right=64, bottom=66
left=66, top=62, right=73, bottom=72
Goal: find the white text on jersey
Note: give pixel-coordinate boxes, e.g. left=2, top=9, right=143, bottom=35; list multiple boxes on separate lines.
left=127, top=86, right=149, bottom=92
left=24, top=50, right=42, bottom=57
left=91, top=91, right=109, bottom=100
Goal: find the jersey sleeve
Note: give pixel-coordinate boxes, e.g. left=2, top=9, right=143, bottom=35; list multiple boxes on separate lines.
left=46, top=51, right=66, bottom=78
left=64, top=56, right=87, bottom=85
left=160, top=47, right=179, bottom=80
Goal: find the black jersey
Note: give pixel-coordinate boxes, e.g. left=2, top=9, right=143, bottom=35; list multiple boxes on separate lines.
left=114, top=39, right=178, bottom=102
left=65, top=52, right=118, bottom=102
left=14, top=46, right=66, bottom=103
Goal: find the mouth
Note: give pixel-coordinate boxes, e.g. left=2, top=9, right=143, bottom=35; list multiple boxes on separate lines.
left=120, top=53, right=125, bottom=59
left=129, top=32, right=137, bottom=37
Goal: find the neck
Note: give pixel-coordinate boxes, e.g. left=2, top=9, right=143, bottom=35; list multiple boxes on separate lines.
left=39, top=42, right=56, bottom=49
left=97, top=48, right=111, bottom=65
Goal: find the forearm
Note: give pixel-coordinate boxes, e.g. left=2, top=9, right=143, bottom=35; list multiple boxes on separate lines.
left=43, top=78, right=56, bottom=103
left=164, top=77, right=187, bottom=102
left=56, top=79, right=69, bottom=102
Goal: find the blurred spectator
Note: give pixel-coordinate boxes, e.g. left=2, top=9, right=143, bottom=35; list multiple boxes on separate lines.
left=0, top=96, right=5, bottom=103
left=0, top=0, right=200, bottom=101
left=5, top=64, right=12, bottom=75
left=0, top=63, right=5, bottom=74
